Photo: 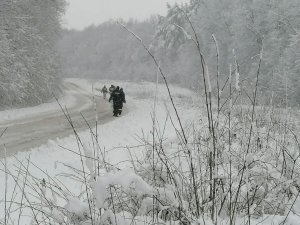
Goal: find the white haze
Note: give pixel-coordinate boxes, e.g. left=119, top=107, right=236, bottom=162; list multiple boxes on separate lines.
left=64, top=0, right=189, bottom=30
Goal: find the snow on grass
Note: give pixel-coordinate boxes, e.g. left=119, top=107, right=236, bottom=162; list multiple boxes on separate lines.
left=0, top=79, right=299, bottom=225
left=0, top=79, right=199, bottom=224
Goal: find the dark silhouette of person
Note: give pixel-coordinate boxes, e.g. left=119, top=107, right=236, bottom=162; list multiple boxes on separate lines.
left=118, top=88, right=126, bottom=115
left=109, top=84, right=115, bottom=99
left=109, top=86, right=122, bottom=117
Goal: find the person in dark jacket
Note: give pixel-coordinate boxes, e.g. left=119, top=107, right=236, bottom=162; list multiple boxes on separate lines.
left=109, top=86, right=122, bottom=117
left=109, top=85, right=115, bottom=98
left=118, top=88, right=126, bottom=115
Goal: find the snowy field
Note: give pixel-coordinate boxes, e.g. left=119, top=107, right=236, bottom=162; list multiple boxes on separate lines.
left=0, top=79, right=199, bottom=224
left=0, top=79, right=299, bottom=224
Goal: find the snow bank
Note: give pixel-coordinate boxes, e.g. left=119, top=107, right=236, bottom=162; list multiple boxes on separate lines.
left=0, top=79, right=78, bottom=127
left=92, top=169, right=153, bottom=208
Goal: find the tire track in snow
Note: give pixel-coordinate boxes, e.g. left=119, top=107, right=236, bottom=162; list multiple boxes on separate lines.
left=0, top=80, right=115, bottom=158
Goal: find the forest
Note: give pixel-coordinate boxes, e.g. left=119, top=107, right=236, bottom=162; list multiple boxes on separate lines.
left=1, top=1, right=300, bottom=224
left=0, top=0, right=66, bottom=109
left=59, top=0, right=300, bottom=106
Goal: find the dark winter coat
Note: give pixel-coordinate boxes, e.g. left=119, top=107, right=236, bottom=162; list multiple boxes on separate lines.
left=109, top=89, right=123, bottom=108
left=120, top=89, right=126, bottom=106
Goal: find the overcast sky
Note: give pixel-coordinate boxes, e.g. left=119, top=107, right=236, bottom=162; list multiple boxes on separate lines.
left=63, top=0, right=189, bottom=30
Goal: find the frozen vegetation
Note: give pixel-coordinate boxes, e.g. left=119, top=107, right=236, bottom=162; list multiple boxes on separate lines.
left=0, top=0, right=300, bottom=224
left=0, top=79, right=299, bottom=224
left=59, top=0, right=300, bottom=106
left=0, top=0, right=66, bottom=109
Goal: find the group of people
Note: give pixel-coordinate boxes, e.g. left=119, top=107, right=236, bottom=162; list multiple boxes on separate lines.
left=101, top=85, right=126, bottom=117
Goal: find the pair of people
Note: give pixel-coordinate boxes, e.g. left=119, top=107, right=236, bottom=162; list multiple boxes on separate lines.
left=101, top=85, right=116, bottom=99
left=109, top=86, right=126, bottom=117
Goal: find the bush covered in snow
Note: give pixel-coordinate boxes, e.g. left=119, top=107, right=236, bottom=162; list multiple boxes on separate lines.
left=2, top=85, right=299, bottom=225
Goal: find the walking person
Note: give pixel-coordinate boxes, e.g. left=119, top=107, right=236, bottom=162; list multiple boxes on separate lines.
left=101, top=85, right=108, bottom=99
left=109, top=86, right=122, bottom=117
left=118, top=88, right=126, bottom=115
left=109, top=85, right=115, bottom=99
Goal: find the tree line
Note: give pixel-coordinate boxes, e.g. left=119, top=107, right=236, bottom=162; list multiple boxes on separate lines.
left=58, top=0, right=300, bottom=106
left=0, top=0, right=66, bottom=109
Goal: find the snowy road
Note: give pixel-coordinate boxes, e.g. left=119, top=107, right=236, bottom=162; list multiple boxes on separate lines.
left=0, top=80, right=113, bottom=158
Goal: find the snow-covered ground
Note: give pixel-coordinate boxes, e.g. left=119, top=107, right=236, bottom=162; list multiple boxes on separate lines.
left=0, top=79, right=114, bottom=158
left=0, top=79, right=299, bottom=225
left=0, top=81, right=77, bottom=127
left=0, top=79, right=199, bottom=224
